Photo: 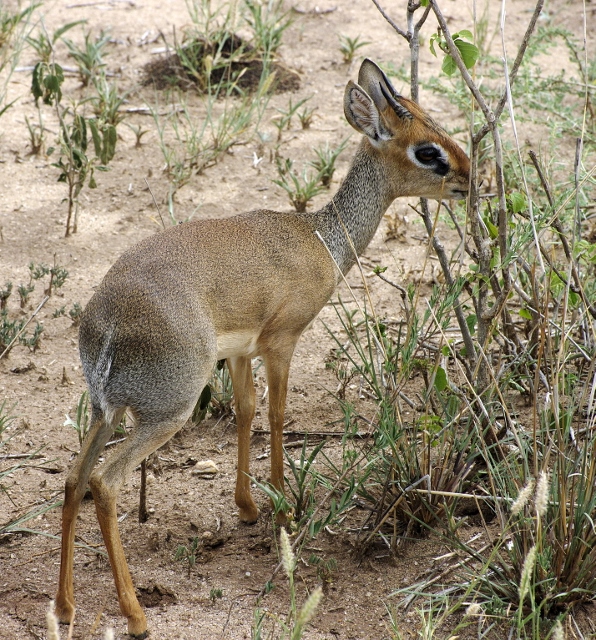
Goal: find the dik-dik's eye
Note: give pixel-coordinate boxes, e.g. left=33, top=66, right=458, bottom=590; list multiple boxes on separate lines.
left=415, top=147, right=441, bottom=164
left=411, top=143, right=449, bottom=177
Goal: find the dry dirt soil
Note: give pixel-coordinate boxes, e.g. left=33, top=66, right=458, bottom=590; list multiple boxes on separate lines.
left=0, top=0, right=591, bottom=638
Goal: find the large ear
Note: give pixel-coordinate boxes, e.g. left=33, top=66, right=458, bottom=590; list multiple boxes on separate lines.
left=343, top=80, right=392, bottom=143
left=357, top=58, right=414, bottom=122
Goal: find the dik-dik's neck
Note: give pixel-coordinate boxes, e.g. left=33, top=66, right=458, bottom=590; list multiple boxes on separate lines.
left=311, top=141, right=394, bottom=275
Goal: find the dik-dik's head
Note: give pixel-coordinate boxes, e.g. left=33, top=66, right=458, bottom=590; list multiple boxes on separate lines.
left=344, top=58, right=470, bottom=201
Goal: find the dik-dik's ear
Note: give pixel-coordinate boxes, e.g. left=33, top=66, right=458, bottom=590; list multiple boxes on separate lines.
left=344, top=59, right=414, bottom=145
left=358, top=58, right=414, bottom=121
left=344, top=80, right=392, bottom=144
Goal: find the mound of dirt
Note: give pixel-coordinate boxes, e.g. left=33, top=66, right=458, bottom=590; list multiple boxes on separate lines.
left=142, top=33, right=300, bottom=93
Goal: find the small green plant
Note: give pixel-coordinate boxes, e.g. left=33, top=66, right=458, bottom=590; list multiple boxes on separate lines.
left=63, top=28, right=110, bottom=87
left=209, top=587, right=223, bottom=604
left=308, top=138, right=349, bottom=188
left=308, top=553, right=337, bottom=586
left=338, top=34, right=370, bottom=64
left=297, top=105, right=316, bottom=130
left=31, top=62, right=118, bottom=235
left=273, top=157, right=325, bottom=212
left=90, top=74, right=127, bottom=127
left=125, top=122, right=150, bottom=148
left=0, top=3, right=37, bottom=119
left=64, top=391, right=91, bottom=446
left=282, top=439, right=326, bottom=525
left=25, top=111, right=45, bottom=155
left=0, top=311, right=21, bottom=353
left=0, top=309, right=44, bottom=355
left=27, top=261, right=68, bottom=296
left=272, top=96, right=310, bottom=142
left=17, top=283, right=34, bottom=308
left=154, top=77, right=272, bottom=194
left=26, top=19, right=85, bottom=64
left=19, top=322, right=43, bottom=352
left=64, top=391, right=128, bottom=446
left=192, top=360, right=236, bottom=424
left=254, top=439, right=325, bottom=528
left=68, top=302, right=83, bottom=326
left=0, top=282, right=12, bottom=310
left=244, top=0, right=293, bottom=60
left=174, top=536, right=200, bottom=577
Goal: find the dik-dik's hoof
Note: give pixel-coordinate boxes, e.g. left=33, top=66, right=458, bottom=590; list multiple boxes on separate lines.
left=54, top=596, right=75, bottom=626
left=239, top=505, right=259, bottom=524
left=127, top=616, right=149, bottom=638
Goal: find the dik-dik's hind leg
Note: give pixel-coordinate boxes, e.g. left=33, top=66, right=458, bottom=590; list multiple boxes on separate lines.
left=228, top=356, right=258, bottom=523
left=55, top=408, right=124, bottom=625
left=89, top=412, right=190, bottom=638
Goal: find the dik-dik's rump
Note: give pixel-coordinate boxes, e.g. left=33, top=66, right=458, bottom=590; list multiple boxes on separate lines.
left=56, top=58, right=470, bottom=638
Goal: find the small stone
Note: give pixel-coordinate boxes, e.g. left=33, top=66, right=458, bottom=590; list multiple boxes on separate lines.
left=190, top=460, right=219, bottom=476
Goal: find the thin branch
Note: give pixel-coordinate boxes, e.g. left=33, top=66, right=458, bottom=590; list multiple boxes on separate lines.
left=475, top=0, right=545, bottom=142
left=370, top=0, right=409, bottom=40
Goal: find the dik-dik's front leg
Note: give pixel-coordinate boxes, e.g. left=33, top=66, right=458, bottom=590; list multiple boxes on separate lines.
left=263, top=343, right=296, bottom=523
left=228, top=356, right=259, bottom=523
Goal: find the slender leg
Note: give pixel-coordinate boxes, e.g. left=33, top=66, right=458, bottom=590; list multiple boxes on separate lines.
left=262, top=344, right=296, bottom=522
left=89, top=415, right=189, bottom=638
left=228, top=356, right=258, bottom=523
left=56, top=409, right=121, bottom=625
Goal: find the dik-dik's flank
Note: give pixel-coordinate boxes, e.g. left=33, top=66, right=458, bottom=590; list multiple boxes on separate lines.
left=56, top=58, right=470, bottom=637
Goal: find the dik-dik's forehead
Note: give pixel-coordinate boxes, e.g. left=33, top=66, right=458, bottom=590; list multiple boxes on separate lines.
left=387, top=96, right=470, bottom=172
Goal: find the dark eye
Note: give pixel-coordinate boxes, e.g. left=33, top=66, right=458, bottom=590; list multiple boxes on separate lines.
left=415, top=147, right=440, bottom=163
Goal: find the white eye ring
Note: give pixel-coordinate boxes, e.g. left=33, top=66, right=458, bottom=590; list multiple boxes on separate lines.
left=407, top=143, right=448, bottom=169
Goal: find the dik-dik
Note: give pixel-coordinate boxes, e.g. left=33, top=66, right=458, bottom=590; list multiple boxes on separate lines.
left=56, top=58, right=470, bottom=637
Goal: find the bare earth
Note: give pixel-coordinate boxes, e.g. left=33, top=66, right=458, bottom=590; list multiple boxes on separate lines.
left=0, top=0, right=589, bottom=638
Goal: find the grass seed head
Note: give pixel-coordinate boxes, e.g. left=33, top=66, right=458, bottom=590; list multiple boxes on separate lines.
left=511, top=478, right=535, bottom=516
left=535, top=470, right=549, bottom=519
left=519, top=545, right=537, bottom=603
left=280, top=527, right=296, bottom=577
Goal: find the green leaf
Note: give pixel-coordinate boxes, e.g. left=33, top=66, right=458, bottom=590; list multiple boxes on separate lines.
left=53, top=20, right=87, bottom=42
left=569, top=291, right=580, bottom=307
left=435, top=366, right=448, bottom=392
left=102, top=124, right=117, bottom=164
left=429, top=34, right=439, bottom=58
left=88, top=118, right=102, bottom=158
left=442, top=55, right=458, bottom=76
left=454, top=39, right=479, bottom=69
left=466, top=313, right=477, bottom=335
left=519, top=308, right=533, bottom=320
left=455, top=30, right=474, bottom=41
left=509, top=191, right=527, bottom=213
left=483, top=215, right=499, bottom=240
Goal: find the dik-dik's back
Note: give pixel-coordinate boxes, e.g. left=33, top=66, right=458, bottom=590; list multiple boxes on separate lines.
left=57, top=58, right=469, bottom=638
